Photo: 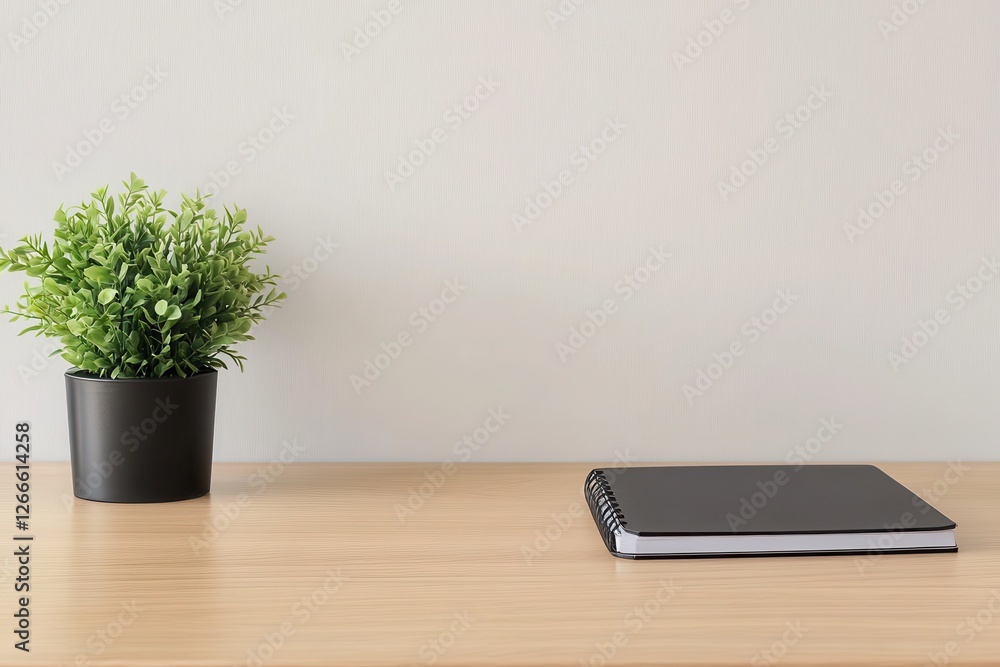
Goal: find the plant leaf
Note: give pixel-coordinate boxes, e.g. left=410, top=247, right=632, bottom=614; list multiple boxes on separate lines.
left=0, top=176, right=285, bottom=378
left=98, top=288, right=118, bottom=305
left=42, top=278, right=63, bottom=294
left=83, top=265, right=115, bottom=283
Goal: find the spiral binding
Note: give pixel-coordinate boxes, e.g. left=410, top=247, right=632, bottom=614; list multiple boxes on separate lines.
left=585, top=469, right=626, bottom=553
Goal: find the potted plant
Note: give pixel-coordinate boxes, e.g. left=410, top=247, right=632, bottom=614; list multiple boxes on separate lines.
left=0, top=174, right=284, bottom=503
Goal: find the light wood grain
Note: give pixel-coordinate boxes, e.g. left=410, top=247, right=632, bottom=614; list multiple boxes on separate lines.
left=0, top=462, right=997, bottom=666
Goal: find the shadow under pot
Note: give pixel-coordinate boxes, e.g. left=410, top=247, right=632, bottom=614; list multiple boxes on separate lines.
left=64, top=369, right=217, bottom=503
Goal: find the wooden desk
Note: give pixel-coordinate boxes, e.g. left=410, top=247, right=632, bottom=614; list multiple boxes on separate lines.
left=3, top=462, right=998, bottom=667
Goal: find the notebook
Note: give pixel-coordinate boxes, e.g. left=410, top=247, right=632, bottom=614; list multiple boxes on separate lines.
left=585, top=465, right=957, bottom=559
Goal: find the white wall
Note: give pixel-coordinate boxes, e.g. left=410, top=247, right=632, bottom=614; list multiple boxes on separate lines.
left=1, top=0, right=997, bottom=463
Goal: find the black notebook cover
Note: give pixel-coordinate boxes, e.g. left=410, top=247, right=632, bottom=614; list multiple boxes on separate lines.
left=585, top=465, right=957, bottom=559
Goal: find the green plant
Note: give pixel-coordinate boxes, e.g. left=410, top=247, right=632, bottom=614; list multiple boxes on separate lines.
left=0, top=173, right=285, bottom=378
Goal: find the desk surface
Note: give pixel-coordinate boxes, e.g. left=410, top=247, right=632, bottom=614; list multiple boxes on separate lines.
left=3, top=462, right=998, bottom=667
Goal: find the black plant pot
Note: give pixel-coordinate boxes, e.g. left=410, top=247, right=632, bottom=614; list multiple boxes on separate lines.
left=65, top=369, right=217, bottom=503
